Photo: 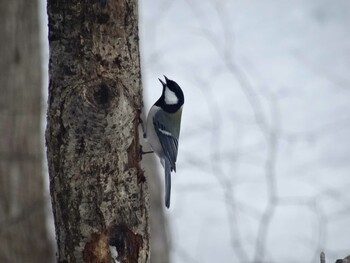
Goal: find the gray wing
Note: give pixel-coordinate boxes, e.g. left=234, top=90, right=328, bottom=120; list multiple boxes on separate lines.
left=153, top=113, right=179, bottom=172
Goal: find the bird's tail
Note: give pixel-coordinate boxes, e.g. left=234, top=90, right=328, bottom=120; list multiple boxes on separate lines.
left=164, top=158, right=172, bottom=208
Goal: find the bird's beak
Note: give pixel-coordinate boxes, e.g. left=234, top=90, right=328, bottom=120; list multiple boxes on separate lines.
left=164, top=75, right=169, bottom=83
left=158, top=78, right=166, bottom=86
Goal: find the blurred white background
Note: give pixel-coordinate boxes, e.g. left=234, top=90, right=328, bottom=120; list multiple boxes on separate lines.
left=139, top=0, right=350, bottom=262
left=38, top=0, right=350, bottom=262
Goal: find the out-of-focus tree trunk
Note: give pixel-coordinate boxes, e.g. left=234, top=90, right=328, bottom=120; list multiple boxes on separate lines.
left=140, top=118, right=170, bottom=263
left=46, top=1, right=149, bottom=262
left=0, top=0, right=54, bottom=262
left=145, top=157, right=170, bottom=263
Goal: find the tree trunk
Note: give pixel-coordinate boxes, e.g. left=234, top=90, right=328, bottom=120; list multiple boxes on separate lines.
left=0, top=0, right=54, bottom=262
left=140, top=129, right=170, bottom=263
left=46, top=1, right=149, bottom=262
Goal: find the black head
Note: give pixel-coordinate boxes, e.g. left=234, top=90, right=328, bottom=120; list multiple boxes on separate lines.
left=155, top=76, right=184, bottom=113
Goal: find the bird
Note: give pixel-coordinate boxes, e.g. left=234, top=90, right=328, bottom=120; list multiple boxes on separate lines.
left=145, top=76, right=184, bottom=208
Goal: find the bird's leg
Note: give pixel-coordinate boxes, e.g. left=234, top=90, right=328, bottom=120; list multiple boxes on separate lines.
left=139, top=145, right=154, bottom=160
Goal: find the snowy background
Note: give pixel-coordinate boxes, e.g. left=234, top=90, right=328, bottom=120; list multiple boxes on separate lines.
left=39, top=0, right=350, bottom=262
left=139, top=0, right=350, bottom=262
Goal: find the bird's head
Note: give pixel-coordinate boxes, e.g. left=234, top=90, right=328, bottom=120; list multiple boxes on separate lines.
left=158, top=75, right=184, bottom=107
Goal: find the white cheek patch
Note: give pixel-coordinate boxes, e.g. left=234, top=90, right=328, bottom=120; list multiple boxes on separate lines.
left=164, top=87, right=178, bottom=105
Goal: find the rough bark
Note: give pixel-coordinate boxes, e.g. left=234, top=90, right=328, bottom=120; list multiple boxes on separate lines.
left=0, top=0, right=54, bottom=262
left=46, top=0, right=149, bottom=262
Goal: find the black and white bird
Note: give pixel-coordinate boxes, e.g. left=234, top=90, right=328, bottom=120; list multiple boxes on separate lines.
left=145, top=76, right=184, bottom=208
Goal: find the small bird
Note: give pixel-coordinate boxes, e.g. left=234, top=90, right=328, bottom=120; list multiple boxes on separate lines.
left=145, top=76, right=184, bottom=208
